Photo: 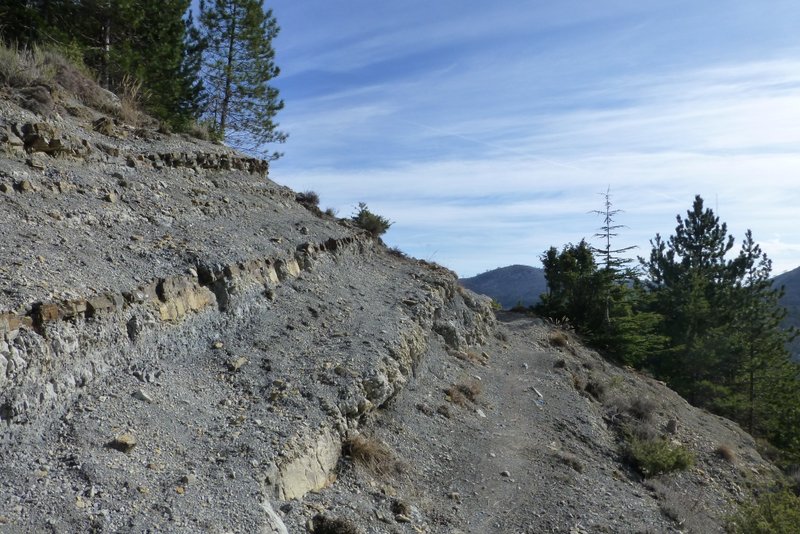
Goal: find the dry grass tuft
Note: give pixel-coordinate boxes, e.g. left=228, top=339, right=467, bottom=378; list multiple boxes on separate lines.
left=555, top=451, right=585, bottom=473
left=445, top=379, right=482, bottom=406
left=452, top=349, right=488, bottom=366
left=445, top=386, right=467, bottom=406
left=584, top=377, right=606, bottom=402
left=343, top=435, right=403, bottom=477
left=548, top=330, right=569, bottom=348
left=311, top=514, right=363, bottom=534
left=715, top=444, right=736, bottom=463
left=116, top=74, right=147, bottom=126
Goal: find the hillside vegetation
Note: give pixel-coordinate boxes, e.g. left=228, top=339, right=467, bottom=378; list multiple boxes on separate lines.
left=0, top=0, right=284, bottom=158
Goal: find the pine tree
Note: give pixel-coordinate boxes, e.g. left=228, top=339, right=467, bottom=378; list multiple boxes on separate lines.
left=199, top=0, right=286, bottom=159
left=0, top=0, right=80, bottom=47
left=641, top=195, right=738, bottom=403
left=537, top=239, right=606, bottom=335
left=726, top=232, right=799, bottom=444
left=126, top=0, right=200, bottom=129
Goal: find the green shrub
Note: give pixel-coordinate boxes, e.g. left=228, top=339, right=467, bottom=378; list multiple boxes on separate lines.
left=626, top=437, right=694, bottom=477
left=729, top=488, right=800, bottom=534
left=352, top=202, right=391, bottom=237
left=296, top=190, right=320, bottom=207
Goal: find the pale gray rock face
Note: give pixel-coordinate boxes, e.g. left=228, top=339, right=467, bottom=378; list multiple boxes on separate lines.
left=0, top=81, right=783, bottom=533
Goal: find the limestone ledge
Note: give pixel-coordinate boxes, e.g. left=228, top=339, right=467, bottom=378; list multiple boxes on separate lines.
left=0, top=234, right=371, bottom=425
left=0, top=235, right=369, bottom=343
left=1, top=120, right=268, bottom=174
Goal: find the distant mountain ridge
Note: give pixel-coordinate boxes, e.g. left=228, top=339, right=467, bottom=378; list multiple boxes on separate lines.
left=459, top=264, right=546, bottom=309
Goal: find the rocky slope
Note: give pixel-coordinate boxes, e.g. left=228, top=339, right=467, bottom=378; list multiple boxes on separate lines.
left=0, top=71, right=785, bottom=533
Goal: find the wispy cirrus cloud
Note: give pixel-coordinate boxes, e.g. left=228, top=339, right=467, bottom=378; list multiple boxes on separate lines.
left=264, top=1, right=800, bottom=276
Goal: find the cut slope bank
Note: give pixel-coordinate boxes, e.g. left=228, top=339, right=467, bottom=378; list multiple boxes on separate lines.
left=0, top=77, right=784, bottom=533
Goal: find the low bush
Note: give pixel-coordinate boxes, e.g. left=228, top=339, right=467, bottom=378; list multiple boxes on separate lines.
left=729, top=488, right=800, bottom=534
left=352, top=202, right=391, bottom=237
left=296, top=190, right=320, bottom=207
left=0, top=43, right=53, bottom=87
left=626, top=437, right=694, bottom=477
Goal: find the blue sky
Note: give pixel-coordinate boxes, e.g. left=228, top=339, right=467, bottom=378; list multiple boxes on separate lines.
left=260, top=0, right=800, bottom=277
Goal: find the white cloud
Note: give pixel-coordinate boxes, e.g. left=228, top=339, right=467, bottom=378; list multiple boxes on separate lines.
left=270, top=28, right=800, bottom=276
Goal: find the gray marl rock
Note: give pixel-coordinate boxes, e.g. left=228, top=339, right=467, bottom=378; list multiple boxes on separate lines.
left=0, top=68, right=785, bottom=534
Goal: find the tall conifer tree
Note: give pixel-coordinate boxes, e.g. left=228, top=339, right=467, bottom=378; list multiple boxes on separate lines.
left=199, top=0, right=286, bottom=158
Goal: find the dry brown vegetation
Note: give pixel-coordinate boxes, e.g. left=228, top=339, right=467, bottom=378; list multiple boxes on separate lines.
left=715, top=444, right=736, bottom=463
left=555, top=451, right=584, bottom=473
left=343, top=435, right=403, bottom=477
left=311, top=514, right=363, bottom=534
left=445, top=379, right=482, bottom=406
left=548, top=330, right=569, bottom=348
left=451, top=349, right=489, bottom=366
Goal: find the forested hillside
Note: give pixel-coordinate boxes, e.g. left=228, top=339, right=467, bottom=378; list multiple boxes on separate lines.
left=0, top=0, right=285, bottom=157
left=537, top=195, right=800, bottom=466
left=775, top=265, right=800, bottom=360
left=459, top=264, right=546, bottom=308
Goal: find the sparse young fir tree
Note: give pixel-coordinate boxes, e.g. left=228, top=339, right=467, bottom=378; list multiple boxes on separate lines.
left=199, top=0, right=286, bottom=158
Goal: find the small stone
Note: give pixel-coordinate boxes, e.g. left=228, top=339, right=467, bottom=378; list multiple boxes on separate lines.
left=212, top=341, right=224, bottom=349
left=180, top=474, right=197, bottom=485
left=26, top=154, right=47, bottom=169
left=20, top=180, right=33, bottom=192
left=394, top=514, right=412, bottom=523
left=475, top=408, right=487, bottom=418
left=228, top=356, right=248, bottom=371
left=104, top=192, right=118, bottom=203
left=34, top=469, right=48, bottom=478
left=0, top=183, right=10, bottom=194
left=175, top=486, right=185, bottom=495
left=137, top=486, right=149, bottom=494
left=500, top=470, right=511, bottom=477
left=132, top=389, right=153, bottom=403
left=107, top=433, right=137, bottom=453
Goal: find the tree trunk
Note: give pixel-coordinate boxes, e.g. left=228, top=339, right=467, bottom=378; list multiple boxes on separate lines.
left=219, top=2, right=237, bottom=135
